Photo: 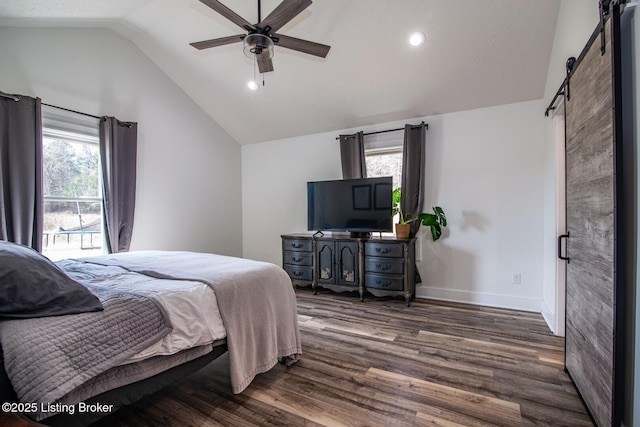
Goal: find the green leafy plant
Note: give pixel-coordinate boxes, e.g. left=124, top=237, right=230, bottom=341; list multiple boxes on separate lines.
left=391, top=187, right=405, bottom=221
left=392, top=187, right=447, bottom=241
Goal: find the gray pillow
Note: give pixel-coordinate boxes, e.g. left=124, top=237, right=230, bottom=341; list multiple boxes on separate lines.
left=0, top=240, right=103, bottom=318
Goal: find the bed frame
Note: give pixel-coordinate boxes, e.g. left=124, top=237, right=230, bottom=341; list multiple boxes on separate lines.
left=1, top=342, right=228, bottom=427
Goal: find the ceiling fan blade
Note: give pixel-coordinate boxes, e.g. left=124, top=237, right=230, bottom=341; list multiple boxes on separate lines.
left=257, top=54, right=274, bottom=73
left=190, top=34, right=245, bottom=50
left=199, top=0, right=255, bottom=31
left=274, top=33, right=330, bottom=58
left=259, top=0, right=312, bottom=33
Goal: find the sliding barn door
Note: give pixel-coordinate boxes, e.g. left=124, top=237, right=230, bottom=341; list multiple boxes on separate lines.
left=563, top=9, right=623, bottom=427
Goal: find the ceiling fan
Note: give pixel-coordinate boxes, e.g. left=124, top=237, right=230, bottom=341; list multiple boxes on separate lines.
left=190, top=0, right=331, bottom=73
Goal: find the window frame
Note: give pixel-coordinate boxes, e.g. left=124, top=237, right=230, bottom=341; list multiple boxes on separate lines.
left=41, top=107, right=104, bottom=258
left=363, top=131, right=404, bottom=172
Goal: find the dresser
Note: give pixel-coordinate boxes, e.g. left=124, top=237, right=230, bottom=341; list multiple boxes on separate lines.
left=364, top=240, right=416, bottom=304
left=281, top=235, right=315, bottom=287
left=281, top=234, right=416, bottom=306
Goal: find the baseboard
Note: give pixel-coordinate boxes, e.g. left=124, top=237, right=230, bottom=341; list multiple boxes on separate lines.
left=541, top=300, right=557, bottom=335
left=416, top=286, right=542, bottom=313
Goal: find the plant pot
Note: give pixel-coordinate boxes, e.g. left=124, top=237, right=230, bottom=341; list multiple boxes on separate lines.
left=395, top=223, right=410, bottom=240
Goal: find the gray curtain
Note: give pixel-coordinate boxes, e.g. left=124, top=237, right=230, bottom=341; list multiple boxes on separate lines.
left=400, top=122, right=427, bottom=238
left=0, top=93, right=43, bottom=251
left=339, top=131, right=367, bottom=179
left=99, top=116, right=137, bottom=253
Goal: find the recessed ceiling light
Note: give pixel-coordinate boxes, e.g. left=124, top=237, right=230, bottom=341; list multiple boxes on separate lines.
left=408, top=32, right=426, bottom=47
left=247, top=80, right=259, bottom=91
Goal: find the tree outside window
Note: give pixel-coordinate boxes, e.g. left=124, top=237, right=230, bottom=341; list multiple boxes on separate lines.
left=42, top=129, right=103, bottom=260
left=365, top=147, right=402, bottom=189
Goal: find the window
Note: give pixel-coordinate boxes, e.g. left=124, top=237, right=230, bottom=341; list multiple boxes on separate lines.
left=364, top=131, right=403, bottom=189
left=364, top=132, right=403, bottom=231
left=41, top=112, right=103, bottom=260
left=365, top=146, right=403, bottom=189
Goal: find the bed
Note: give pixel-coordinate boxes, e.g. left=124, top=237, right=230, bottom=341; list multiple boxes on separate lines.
left=0, top=241, right=301, bottom=426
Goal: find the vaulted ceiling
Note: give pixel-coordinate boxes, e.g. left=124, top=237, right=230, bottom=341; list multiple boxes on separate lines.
left=0, top=0, right=561, bottom=145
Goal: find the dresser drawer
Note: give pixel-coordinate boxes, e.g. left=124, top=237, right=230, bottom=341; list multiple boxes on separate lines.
left=365, top=257, right=404, bottom=275
left=365, top=273, right=404, bottom=291
left=365, top=242, right=404, bottom=258
left=284, top=265, right=313, bottom=281
left=283, top=238, right=313, bottom=252
left=283, top=251, right=313, bottom=266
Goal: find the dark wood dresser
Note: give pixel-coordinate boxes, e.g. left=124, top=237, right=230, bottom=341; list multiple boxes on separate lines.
left=281, top=233, right=416, bottom=306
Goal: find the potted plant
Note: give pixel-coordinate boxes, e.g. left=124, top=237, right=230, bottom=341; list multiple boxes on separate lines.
left=392, top=187, right=447, bottom=241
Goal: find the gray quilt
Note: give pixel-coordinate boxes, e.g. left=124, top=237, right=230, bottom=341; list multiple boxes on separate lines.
left=75, top=251, right=302, bottom=394
left=0, top=285, right=171, bottom=406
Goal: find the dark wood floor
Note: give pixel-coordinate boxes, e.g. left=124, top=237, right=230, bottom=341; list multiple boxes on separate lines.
left=93, top=289, right=594, bottom=426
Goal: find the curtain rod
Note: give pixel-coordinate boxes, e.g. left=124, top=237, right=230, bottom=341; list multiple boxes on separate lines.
left=0, top=92, right=102, bottom=120
left=2, top=95, right=133, bottom=128
left=335, top=121, right=428, bottom=140
left=42, top=102, right=101, bottom=120
left=2, top=92, right=134, bottom=128
left=0, top=91, right=20, bottom=101
left=42, top=103, right=134, bottom=127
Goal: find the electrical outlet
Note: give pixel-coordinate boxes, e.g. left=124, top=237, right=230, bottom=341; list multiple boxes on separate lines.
left=512, top=273, right=522, bottom=284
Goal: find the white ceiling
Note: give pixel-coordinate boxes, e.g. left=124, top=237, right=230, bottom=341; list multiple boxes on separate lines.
left=0, top=0, right=561, bottom=145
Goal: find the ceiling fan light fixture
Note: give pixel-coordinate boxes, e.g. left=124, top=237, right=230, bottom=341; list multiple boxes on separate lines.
left=243, top=33, right=274, bottom=59
left=247, top=80, right=259, bottom=91
left=190, top=0, right=331, bottom=74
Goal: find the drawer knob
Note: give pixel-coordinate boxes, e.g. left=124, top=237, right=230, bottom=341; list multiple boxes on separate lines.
left=293, top=256, right=303, bottom=262
left=375, top=263, right=391, bottom=271
left=376, top=279, right=392, bottom=288
left=292, top=243, right=302, bottom=248
left=375, top=247, right=390, bottom=254
left=293, top=271, right=303, bottom=277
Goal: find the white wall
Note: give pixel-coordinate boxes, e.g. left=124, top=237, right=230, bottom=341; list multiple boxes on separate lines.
left=541, top=0, right=599, bottom=334
left=0, top=27, right=243, bottom=256
left=242, top=131, right=342, bottom=262
left=243, top=99, right=545, bottom=312
left=418, top=101, right=544, bottom=311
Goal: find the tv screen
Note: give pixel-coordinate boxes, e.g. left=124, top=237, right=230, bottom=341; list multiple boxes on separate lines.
left=307, top=177, right=393, bottom=234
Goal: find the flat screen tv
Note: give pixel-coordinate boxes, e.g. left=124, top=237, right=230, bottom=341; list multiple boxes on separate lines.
left=307, top=177, right=393, bottom=237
